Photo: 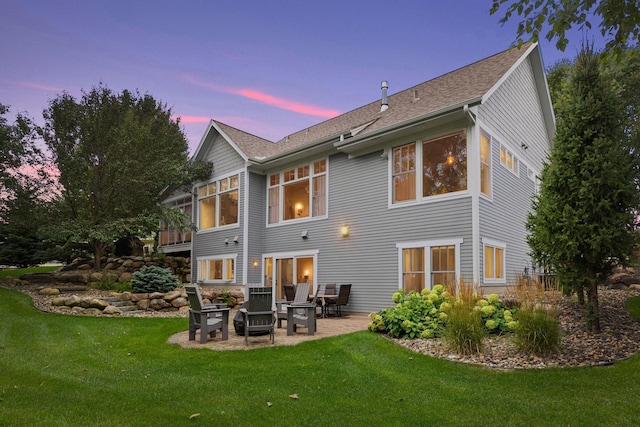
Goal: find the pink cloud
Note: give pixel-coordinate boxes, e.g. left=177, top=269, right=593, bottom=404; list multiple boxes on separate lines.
left=15, top=81, right=63, bottom=92
left=172, top=115, right=211, bottom=123
left=236, top=89, right=339, bottom=118
left=181, top=74, right=339, bottom=119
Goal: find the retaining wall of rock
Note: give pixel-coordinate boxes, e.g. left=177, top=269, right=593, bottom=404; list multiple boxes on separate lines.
left=39, top=286, right=245, bottom=316
left=55, top=255, right=191, bottom=285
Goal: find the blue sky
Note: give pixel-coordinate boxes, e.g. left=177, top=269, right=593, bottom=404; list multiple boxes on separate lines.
left=1, top=0, right=606, bottom=154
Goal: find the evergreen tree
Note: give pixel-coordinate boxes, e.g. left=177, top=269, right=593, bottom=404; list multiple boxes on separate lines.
left=526, top=44, right=639, bottom=332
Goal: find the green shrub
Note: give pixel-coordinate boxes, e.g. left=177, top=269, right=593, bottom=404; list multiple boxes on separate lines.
left=114, top=281, right=132, bottom=293
left=476, top=294, right=518, bottom=334
left=514, top=307, right=560, bottom=354
left=443, top=298, right=485, bottom=355
left=130, top=266, right=179, bottom=294
left=368, top=285, right=450, bottom=338
left=96, top=275, right=118, bottom=291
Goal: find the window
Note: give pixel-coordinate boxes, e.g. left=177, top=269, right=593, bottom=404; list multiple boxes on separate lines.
left=268, top=159, right=327, bottom=224
left=402, top=248, right=424, bottom=293
left=197, top=175, right=238, bottom=230
left=483, top=239, right=505, bottom=282
left=431, top=245, right=456, bottom=286
left=480, top=133, right=491, bottom=196
left=392, top=144, right=416, bottom=202
left=197, top=255, right=236, bottom=283
left=392, top=130, right=467, bottom=204
left=159, top=196, right=192, bottom=246
left=500, top=145, right=518, bottom=175
left=397, top=239, right=462, bottom=292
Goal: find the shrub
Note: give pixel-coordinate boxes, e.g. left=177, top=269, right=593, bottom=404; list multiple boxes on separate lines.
left=130, top=266, right=179, bottom=294
left=96, top=275, right=118, bottom=291
left=367, top=285, right=450, bottom=338
left=443, top=280, right=485, bottom=354
left=476, top=293, right=518, bottom=334
left=507, top=277, right=561, bottom=354
left=514, top=307, right=560, bottom=354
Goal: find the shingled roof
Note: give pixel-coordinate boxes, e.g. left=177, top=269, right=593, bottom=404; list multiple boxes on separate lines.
left=213, top=43, right=534, bottom=161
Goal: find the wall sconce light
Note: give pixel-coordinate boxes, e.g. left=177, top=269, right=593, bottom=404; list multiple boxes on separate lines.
left=341, top=224, right=350, bottom=238
left=301, top=230, right=309, bottom=239
left=233, top=235, right=239, bottom=243
left=295, top=202, right=303, bottom=217
left=252, top=260, right=259, bottom=268
left=224, top=238, right=229, bottom=245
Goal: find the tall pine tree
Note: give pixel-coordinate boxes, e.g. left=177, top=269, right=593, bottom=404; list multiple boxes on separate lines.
left=527, top=44, right=639, bottom=333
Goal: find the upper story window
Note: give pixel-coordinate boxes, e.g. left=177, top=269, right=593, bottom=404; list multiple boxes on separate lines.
left=197, top=174, right=239, bottom=230
left=500, top=145, right=518, bottom=175
left=159, top=196, right=192, bottom=246
left=480, top=133, right=492, bottom=197
left=392, top=130, right=467, bottom=204
left=268, top=159, right=327, bottom=224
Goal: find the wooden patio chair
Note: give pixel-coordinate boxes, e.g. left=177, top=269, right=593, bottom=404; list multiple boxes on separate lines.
left=289, top=285, right=320, bottom=334
left=276, top=283, right=310, bottom=328
left=185, top=285, right=230, bottom=343
left=240, top=287, right=275, bottom=345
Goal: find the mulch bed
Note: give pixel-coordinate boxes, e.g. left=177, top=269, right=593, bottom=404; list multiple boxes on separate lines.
left=391, top=287, right=640, bottom=369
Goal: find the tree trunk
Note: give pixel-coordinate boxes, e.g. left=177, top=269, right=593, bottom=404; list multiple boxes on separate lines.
left=91, top=241, right=104, bottom=271
left=586, top=282, right=600, bottom=333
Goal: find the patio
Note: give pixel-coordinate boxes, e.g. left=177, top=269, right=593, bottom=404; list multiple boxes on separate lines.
left=168, top=310, right=370, bottom=350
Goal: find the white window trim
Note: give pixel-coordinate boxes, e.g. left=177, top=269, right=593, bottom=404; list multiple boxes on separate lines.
left=499, top=144, right=519, bottom=176
left=396, top=238, right=463, bottom=290
left=482, top=238, right=506, bottom=284
left=196, top=171, right=241, bottom=234
left=388, top=130, right=469, bottom=209
left=266, top=158, right=328, bottom=227
left=196, top=254, right=237, bottom=284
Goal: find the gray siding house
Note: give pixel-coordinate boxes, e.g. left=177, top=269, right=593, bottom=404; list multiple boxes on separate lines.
left=159, top=43, right=554, bottom=313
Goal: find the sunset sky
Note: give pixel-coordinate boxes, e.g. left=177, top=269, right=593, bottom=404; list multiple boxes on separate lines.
left=1, top=1, right=606, bottom=154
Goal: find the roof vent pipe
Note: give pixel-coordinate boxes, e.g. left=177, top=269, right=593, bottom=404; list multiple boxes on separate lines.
left=380, top=81, right=389, bottom=112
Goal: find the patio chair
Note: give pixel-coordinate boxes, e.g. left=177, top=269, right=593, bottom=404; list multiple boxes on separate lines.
left=325, top=284, right=352, bottom=317
left=289, top=286, right=320, bottom=334
left=240, top=287, right=275, bottom=345
left=276, top=283, right=310, bottom=328
left=185, top=285, right=230, bottom=344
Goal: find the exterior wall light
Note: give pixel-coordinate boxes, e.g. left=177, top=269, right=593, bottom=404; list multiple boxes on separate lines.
left=252, top=260, right=259, bottom=268
left=341, top=224, right=349, bottom=237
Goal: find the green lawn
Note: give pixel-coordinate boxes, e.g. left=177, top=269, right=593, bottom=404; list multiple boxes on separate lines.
left=0, top=265, right=61, bottom=279
left=1, top=286, right=640, bottom=426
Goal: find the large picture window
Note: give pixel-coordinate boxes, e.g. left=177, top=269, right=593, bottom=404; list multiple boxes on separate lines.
left=268, top=159, right=327, bottom=224
left=197, top=255, right=236, bottom=283
left=198, top=175, right=238, bottom=230
left=392, top=130, right=467, bottom=203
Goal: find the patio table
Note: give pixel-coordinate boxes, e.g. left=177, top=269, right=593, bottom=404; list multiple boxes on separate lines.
left=316, top=294, right=338, bottom=318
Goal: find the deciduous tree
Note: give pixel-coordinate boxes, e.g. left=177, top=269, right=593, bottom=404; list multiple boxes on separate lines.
left=490, top=0, right=640, bottom=55
left=41, top=85, right=210, bottom=269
